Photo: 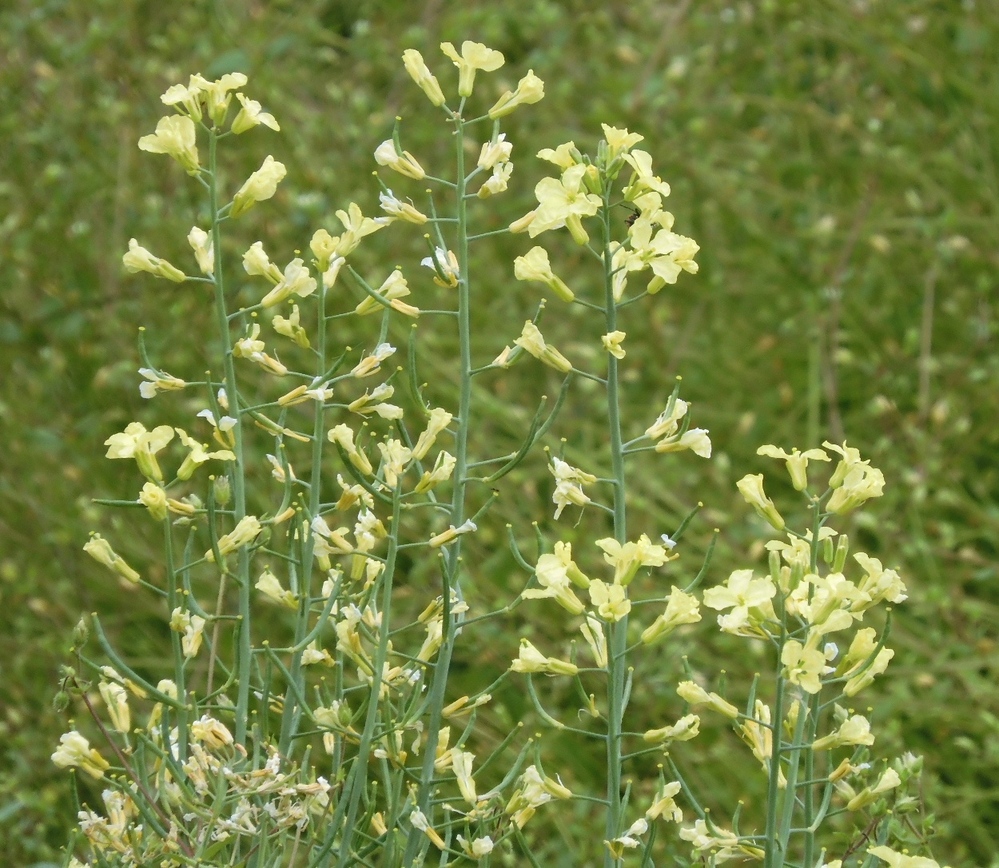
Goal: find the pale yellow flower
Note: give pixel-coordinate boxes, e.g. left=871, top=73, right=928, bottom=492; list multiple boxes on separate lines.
left=191, top=714, right=234, bottom=749
left=169, top=607, right=205, bottom=657
left=588, top=579, right=631, bottom=622
left=123, top=239, right=186, bottom=283
left=677, top=681, right=739, bottom=719
left=412, top=407, right=453, bottom=460
left=440, top=40, right=504, bottom=96
left=477, top=134, right=512, bottom=169
left=514, top=321, right=572, bottom=373
left=488, top=69, right=545, bottom=117
left=513, top=246, right=574, bottom=302
left=98, top=680, right=131, bottom=733
left=642, top=714, right=700, bottom=744
left=847, top=768, right=901, bottom=811
left=537, top=141, right=579, bottom=169
left=374, top=140, right=426, bottom=180
left=402, top=49, right=446, bottom=105
left=138, top=481, right=168, bottom=521
left=205, top=514, right=262, bottom=562
left=138, top=115, right=200, bottom=175
left=256, top=567, right=298, bottom=609
left=601, top=330, right=626, bottom=359
left=175, top=428, right=235, bottom=480
left=230, top=155, right=287, bottom=218
left=52, top=731, right=110, bottom=779
left=260, top=258, right=317, bottom=308
left=641, top=588, right=701, bottom=644
left=781, top=638, right=828, bottom=694
left=378, top=189, right=428, bottom=224
left=138, top=366, right=186, bottom=399
left=231, top=92, right=280, bottom=134
left=188, top=72, right=247, bottom=125
left=477, top=161, right=513, bottom=198
left=335, top=202, right=389, bottom=255
left=812, top=714, right=875, bottom=751
left=646, top=398, right=689, bottom=440
left=736, top=473, right=785, bottom=530
left=104, top=421, right=175, bottom=481
left=703, top=569, right=777, bottom=636
left=428, top=519, right=477, bottom=548
left=529, top=164, right=601, bottom=245
left=654, top=427, right=712, bottom=458
left=272, top=304, right=311, bottom=349
left=328, top=424, right=374, bottom=475
left=354, top=269, right=418, bottom=317
left=525, top=548, right=586, bottom=615
left=595, top=534, right=670, bottom=586
left=414, top=451, right=457, bottom=493
left=646, top=781, right=683, bottom=823
left=421, top=247, right=460, bottom=287
left=377, top=439, right=413, bottom=488
left=601, top=123, right=644, bottom=161
left=549, top=457, right=596, bottom=520
left=867, top=845, right=946, bottom=868
left=187, top=226, right=214, bottom=275
left=510, top=638, right=578, bottom=676
left=757, top=444, right=830, bottom=490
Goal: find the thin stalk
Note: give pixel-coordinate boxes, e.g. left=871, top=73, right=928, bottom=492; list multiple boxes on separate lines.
left=601, top=194, right=628, bottom=866
left=403, top=109, right=473, bottom=862
left=337, top=484, right=403, bottom=866
left=207, top=129, right=252, bottom=747
left=162, top=518, right=187, bottom=758
left=278, top=265, right=331, bottom=758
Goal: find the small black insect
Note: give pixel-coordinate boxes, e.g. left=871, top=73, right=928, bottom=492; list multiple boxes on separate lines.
left=623, top=205, right=639, bottom=228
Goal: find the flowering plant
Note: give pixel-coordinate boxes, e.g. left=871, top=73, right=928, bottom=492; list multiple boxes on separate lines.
left=53, top=40, right=947, bottom=868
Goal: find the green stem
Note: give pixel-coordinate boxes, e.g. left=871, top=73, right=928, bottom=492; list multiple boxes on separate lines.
left=601, top=194, right=628, bottom=866
left=207, top=129, right=252, bottom=747
left=278, top=257, right=331, bottom=758
left=163, top=518, right=187, bottom=758
left=764, top=668, right=787, bottom=868
left=403, top=109, right=472, bottom=863
left=337, top=484, right=403, bottom=867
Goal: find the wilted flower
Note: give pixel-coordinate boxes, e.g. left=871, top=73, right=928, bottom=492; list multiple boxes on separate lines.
left=52, top=731, right=110, bottom=779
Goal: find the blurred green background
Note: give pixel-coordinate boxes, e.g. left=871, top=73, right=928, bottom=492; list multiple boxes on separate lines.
left=2, top=1, right=997, bottom=864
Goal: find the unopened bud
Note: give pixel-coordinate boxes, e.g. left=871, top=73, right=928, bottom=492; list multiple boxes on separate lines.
left=213, top=475, right=232, bottom=507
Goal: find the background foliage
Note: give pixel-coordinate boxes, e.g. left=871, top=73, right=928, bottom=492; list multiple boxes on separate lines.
left=2, top=1, right=996, bottom=864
